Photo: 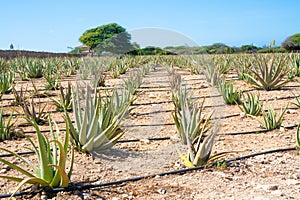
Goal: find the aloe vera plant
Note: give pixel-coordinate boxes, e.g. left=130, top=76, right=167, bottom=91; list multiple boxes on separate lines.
left=0, top=116, right=74, bottom=198
left=260, top=105, right=287, bottom=130
left=123, top=70, right=143, bottom=95
left=140, top=64, right=151, bottom=76
left=172, top=100, right=211, bottom=145
left=288, top=54, right=300, bottom=79
left=172, top=85, right=194, bottom=113
left=94, top=68, right=106, bottom=87
left=238, top=67, right=254, bottom=83
left=30, top=81, right=51, bottom=98
left=0, top=110, right=15, bottom=141
left=214, top=55, right=232, bottom=75
left=20, top=97, right=48, bottom=125
left=169, top=70, right=194, bottom=113
left=12, top=87, right=27, bottom=106
left=64, top=84, right=128, bottom=153
left=292, top=93, right=300, bottom=109
left=168, top=68, right=182, bottom=91
left=218, top=80, right=242, bottom=105
left=0, top=58, right=9, bottom=72
left=44, top=72, right=60, bottom=90
left=110, top=88, right=134, bottom=115
left=245, top=54, right=290, bottom=91
left=25, top=59, right=44, bottom=78
left=0, top=71, right=15, bottom=98
left=178, top=127, right=226, bottom=167
left=203, top=62, right=220, bottom=87
left=238, top=92, right=262, bottom=116
left=62, top=58, right=78, bottom=77
left=52, top=82, right=73, bottom=112
left=111, top=59, right=129, bottom=78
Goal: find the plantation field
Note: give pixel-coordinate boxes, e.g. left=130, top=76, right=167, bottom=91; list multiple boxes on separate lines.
left=0, top=54, right=299, bottom=199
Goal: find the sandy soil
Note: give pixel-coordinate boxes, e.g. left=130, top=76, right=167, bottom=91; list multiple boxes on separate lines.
left=0, top=65, right=299, bottom=200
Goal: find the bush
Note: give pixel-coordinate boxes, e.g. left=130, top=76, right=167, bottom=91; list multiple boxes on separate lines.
left=282, top=33, right=300, bottom=51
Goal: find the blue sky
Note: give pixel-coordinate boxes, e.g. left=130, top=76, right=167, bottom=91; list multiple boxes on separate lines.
left=1, top=0, right=299, bottom=52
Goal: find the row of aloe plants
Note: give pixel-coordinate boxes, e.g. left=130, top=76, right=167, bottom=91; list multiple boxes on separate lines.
left=0, top=55, right=150, bottom=98
left=0, top=59, right=151, bottom=140
left=168, top=69, right=225, bottom=167
left=166, top=52, right=300, bottom=151
left=182, top=53, right=299, bottom=131
left=0, top=62, right=150, bottom=197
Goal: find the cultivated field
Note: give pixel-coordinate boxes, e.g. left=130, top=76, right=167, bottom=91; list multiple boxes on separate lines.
left=0, top=54, right=299, bottom=199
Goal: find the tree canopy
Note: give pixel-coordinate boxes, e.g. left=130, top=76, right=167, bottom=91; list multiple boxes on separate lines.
left=79, top=23, right=134, bottom=54
left=282, top=33, right=300, bottom=51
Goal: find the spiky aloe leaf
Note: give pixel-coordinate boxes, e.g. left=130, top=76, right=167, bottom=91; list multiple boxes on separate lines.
left=177, top=149, right=195, bottom=168
left=292, top=93, right=300, bottom=109
left=28, top=118, right=53, bottom=182
left=10, top=177, right=49, bottom=198
left=260, top=105, right=287, bottom=130
left=238, top=92, right=262, bottom=116
left=218, top=80, right=242, bottom=105
left=49, top=140, right=67, bottom=187
left=52, top=83, right=73, bottom=112
left=245, top=54, right=290, bottom=90
left=192, top=130, right=216, bottom=166
left=93, top=117, right=124, bottom=149
left=48, top=164, right=69, bottom=188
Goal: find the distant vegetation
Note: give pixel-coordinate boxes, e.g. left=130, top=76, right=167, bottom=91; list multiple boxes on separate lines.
left=79, top=23, right=134, bottom=54
left=126, top=46, right=175, bottom=55
left=75, top=24, right=300, bottom=55
left=282, top=33, right=300, bottom=51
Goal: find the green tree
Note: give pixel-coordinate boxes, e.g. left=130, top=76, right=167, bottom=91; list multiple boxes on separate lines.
left=282, top=33, right=300, bottom=51
left=79, top=23, right=134, bottom=54
left=241, top=44, right=259, bottom=53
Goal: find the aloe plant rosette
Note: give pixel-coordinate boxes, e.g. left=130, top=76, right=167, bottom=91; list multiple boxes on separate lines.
left=65, top=84, right=129, bottom=153
left=0, top=116, right=74, bottom=198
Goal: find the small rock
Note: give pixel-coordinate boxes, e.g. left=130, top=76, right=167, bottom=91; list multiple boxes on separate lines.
left=140, top=139, right=150, bottom=144
left=200, top=84, right=209, bottom=88
left=131, top=113, right=137, bottom=118
left=40, top=194, right=48, bottom=200
left=268, top=185, right=279, bottom=191
left=115, top=170, right=122, bottom=175
left=149, top=93, right=156, bottom=98
left=83, top=192, right=90, bottom=200
left=256, top=184, right=278, bottom=191
left=94, top=159, right=102, bottom=164
left=286, top=179, right=299, bottom=185
left=174, top=161, right=181, bottom=168
left=240, top=112, right=246, bottom=118
left=170, top=135, right=180, bottom=142
left=171, top=182, right=179, bottom=187
left=292, top=174, right=300, bottom=180
left=157, top=188, right=166, bottom=195
left=279, top=126, right=285, bottom=132
left=271, top=190, right=283, bottom=196
left=0, top=166, right=10, bottom=173
left=286, top=109, right=297, bottom=114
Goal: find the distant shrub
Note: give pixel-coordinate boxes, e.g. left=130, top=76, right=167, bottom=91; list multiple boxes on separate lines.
left=282, top=33, right=300, bottom=51
left=257, top=47, right=287, bottom=53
